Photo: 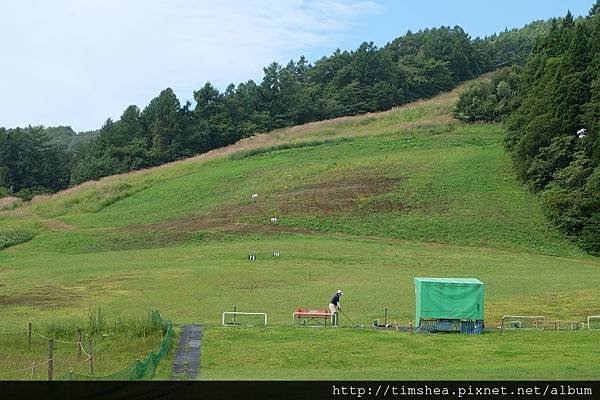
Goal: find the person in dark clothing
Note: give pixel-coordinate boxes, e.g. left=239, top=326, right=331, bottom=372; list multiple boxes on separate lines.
left=329, top=289, right=343, bottom=327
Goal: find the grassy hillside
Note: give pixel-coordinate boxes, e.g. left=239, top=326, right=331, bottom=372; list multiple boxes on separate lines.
left=2, top=84, right=580, bottom=256
left=1, top=81, right=599, bottom=380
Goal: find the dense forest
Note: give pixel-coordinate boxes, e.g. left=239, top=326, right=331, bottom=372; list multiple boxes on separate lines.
left=0, top=21, right=550, bottom=198
left=454, top=3, right=600, bottom=254
left=0, top=126, right=96, bottom=198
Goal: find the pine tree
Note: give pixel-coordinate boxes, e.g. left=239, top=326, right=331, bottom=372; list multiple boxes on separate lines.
left=589, top=0, right=600, bottom=17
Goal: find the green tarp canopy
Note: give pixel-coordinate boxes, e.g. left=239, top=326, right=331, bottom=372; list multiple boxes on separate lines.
left=414, top=278, right=484, bottom=326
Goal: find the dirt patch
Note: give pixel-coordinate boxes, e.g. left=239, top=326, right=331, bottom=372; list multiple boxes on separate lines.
left=274, top=175, right=403, bottom=214
left=76, top=273, right=143, bottom=294
left=78, top=273, right=138, bottom=286
left=122, top=220, right=313, bottom=236
left=227, top=278, right=290, bottom=290
left=0, top=284, right=83, bottom=308
left=41, top=219, right=74, bottom=231
left=213, top=223, right=313, bottom=235
left=28, top=273, right=143, bottom=298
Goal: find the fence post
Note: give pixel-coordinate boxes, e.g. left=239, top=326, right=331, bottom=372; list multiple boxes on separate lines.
left=409, top=320, right=413, bottom=333
left=31, top=361, right=36, bottom=379
left=28, top=323, right=32, bottom=349
left=76, top=328, right=82, bottom=361
left=89, top=338, right=94, bottom=375
left=47, top=339, right=54, bottom=381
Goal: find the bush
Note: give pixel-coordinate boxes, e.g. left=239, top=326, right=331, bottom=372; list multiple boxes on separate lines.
left=452, top=67, right=519, bottom=122
left=15, top=186, right=52, bottom=201
left=579, top=213, right=600, bottom=255
left=0, top=229, right=35, bottom=249
left=452, top=80, right=497, bottom=122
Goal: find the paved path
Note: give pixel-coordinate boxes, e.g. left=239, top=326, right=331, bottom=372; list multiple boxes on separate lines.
left=171, top=324, right=203, bottom=380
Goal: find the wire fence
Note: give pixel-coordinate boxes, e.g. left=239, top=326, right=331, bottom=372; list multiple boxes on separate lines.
left=0, top=310, right=173, bottom=381
left=60, top=310, right=173, bottom=381
left=0, top=359, right=50, bottom=378
left=30, top=330, right=82, bottom=344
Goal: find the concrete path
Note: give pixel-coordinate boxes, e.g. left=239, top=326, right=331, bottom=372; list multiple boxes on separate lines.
left=171, top=324, right=203, bottom=380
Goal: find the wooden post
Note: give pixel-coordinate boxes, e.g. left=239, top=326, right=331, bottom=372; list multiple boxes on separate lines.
left=409, top=320, right=413, bottom=333
left=500, top=317, right=505, bottom=335
left=89, top=338, right=94, bottom=375
left=28, top=323, right=32, bottom=349
left=47, top=339, right=54, bottom=381
left=31, top=361, right=36, bottom=379
left=76, top=328, right=82, bottom=361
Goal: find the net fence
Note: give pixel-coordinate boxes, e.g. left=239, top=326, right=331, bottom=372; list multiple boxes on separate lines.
left=0, top=310, right=173, bottom=380
left=59, top=310, right=173, bottom=381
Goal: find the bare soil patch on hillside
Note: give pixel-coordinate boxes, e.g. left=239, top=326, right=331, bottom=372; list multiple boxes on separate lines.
left=0, top=285, right=83, bottom=308
left=41, top=219, right=74, bottom=231
left=122, top=219, right=313, bottom=236
left=274, top=175, right=404, bottom=214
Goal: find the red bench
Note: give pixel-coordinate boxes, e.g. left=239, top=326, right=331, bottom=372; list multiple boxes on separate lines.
left=293, top=308, right=332, bottom=326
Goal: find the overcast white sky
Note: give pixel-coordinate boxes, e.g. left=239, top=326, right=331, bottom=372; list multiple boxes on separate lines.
left=0, top=0, right=592, bottom=131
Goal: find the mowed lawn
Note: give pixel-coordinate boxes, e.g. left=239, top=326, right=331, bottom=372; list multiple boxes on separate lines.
left=201, top=328, right=600, bottom=380
left=1, top=235, right=599, bottom=327
left=1, top=83, right=599, bottom=379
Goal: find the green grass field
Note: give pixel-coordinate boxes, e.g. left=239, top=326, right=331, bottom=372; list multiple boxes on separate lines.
left=0, top=312, right=172, bottom=381
left=1, top=81, right=599, bottom=380
left=202, top=328, right=600, bottom=380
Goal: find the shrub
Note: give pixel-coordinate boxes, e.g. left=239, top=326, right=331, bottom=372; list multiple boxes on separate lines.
left=452, top=80, right=498, bottom=122
left=0, top=229, right=35, bottom=249
left=15, top=186, right=52, bottom=201
left=452, top=67, right=519, bottom=122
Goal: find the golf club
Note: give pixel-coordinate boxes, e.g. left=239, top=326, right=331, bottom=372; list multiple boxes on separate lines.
left=338, top=309, right=359, bottom=326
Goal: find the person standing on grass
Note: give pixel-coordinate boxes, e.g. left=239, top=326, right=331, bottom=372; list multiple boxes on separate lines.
left=329, top=289, right=343, bottom=327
